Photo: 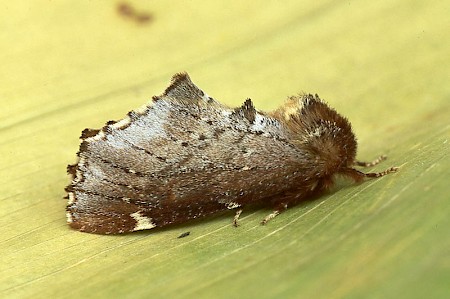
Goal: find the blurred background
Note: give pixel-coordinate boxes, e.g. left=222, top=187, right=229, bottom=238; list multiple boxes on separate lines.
left=1, top=1, right=448, bottom=298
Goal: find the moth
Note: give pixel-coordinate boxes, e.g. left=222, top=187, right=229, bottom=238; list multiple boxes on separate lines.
left=66, top=73, right=398, bottom=234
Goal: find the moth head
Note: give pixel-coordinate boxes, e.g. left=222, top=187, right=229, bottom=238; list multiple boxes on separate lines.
left=276, top=94, right=358, bottom=175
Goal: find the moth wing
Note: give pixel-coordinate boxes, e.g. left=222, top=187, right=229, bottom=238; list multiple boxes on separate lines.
left=67, top=73, right=306, bottom=234
left=66, top=73, right=208, bottom=234
left=153, top=72, right=216, bottom=104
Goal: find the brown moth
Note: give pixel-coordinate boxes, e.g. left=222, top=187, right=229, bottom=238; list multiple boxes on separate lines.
left=66, top=73, right=397, bottom=234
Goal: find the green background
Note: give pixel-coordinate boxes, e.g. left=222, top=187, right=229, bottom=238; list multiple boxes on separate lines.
left=1, top=1, right=448, bottom=298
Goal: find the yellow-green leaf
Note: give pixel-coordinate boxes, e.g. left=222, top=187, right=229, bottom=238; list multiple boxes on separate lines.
left=1, top=1, right=448, bottom=298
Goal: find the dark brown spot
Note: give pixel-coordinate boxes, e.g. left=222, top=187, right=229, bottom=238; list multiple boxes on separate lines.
left=117, top=3, right=134, bottom=17
left=213, top=128, right=225, bottom=138
left=127, top=111, right=140, bottom=121
left=117, top=2, right=153, bottom=25
left=135, top=13, right=153, bottom=24
left=78, top=141, right=89, bottom=154
left=67, top=164, right=77, bottom=175
left=103, top=125, right=113, bottom=134
left=233, top=98, right=256, bottom=123
left=80, top=128, right=100, bottom=139
left=177, top=231, right=190, bottom=238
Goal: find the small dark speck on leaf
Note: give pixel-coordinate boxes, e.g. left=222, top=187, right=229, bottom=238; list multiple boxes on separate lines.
left=177, top=231, right=190, bottom=239
left=117, top=2, right=153, bottom=25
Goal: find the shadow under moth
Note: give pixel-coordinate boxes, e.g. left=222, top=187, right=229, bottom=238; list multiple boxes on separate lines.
left=66, top=73, right=398, bottom=234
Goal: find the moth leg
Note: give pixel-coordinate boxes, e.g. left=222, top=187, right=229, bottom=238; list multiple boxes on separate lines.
left=355, top=155, right=387, bottom=167
left=261, top=210, right=280, bottom=225
left=261, top=204, right=288, bottom=225
left=233, top=209, right=243, bottom=227
left=343, top=166, right=399, bottom=182
left=363, top=166, right=399, bottom=178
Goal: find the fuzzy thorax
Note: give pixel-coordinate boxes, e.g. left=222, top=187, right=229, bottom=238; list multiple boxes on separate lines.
left=274, top=94, right=357, bottom=177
